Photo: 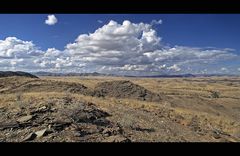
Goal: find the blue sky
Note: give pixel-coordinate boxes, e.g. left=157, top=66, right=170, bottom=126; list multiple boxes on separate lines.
left=0, top=14, right=240, bottom=75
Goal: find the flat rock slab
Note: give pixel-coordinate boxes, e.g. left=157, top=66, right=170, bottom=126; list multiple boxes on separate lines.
left=0, top=121, right=19, bottom=130
left=35, top=129, right=47, bottom=138
left=51, top=121, right=72, bottom=131
left=22, top=133, right=37, bottom=142
left=17, top=115, right=33, bottom=123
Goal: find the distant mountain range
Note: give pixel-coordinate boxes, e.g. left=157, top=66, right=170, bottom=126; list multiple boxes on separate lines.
left=31, top=71, right=239, bottom=78
left=126, top=74, right=240, bottom=78
left=126, top=74, right=196, bottom=78
left=32, top=71, right=116, bottom=77
left=0, top=71, right=238, bottom=78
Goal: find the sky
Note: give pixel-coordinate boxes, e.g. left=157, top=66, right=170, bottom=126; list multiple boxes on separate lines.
left=0, top=14, right=240, bottom=75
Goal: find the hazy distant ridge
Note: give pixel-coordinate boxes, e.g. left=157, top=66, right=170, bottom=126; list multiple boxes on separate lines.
left=32, top=71, right=239, bottom=78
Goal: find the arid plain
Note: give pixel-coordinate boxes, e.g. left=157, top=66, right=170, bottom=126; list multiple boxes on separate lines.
left=0, top=75, right=240, bottom=142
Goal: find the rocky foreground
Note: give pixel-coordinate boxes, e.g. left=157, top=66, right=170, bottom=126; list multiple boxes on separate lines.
left=0, top=97, right=130, bottom=142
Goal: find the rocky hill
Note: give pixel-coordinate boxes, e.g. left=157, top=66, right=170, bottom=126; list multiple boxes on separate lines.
left=94, top=80, right=163, bottom=102
left=0, top=71, right=38, bottom=78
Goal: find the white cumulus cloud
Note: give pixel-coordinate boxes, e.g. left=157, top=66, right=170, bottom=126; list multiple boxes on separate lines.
left=0, top=20, right=239, bottom=75
left=0, top=37, right=43, bottom=58
left=167, top=64, right=181, bottom=72
left=45, top=15, right=58, bottom=25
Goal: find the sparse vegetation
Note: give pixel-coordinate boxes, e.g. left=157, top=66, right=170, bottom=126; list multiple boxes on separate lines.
left=15, top=92, right=26, bottom=111
left=210, top=91, right=220, bottom=98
